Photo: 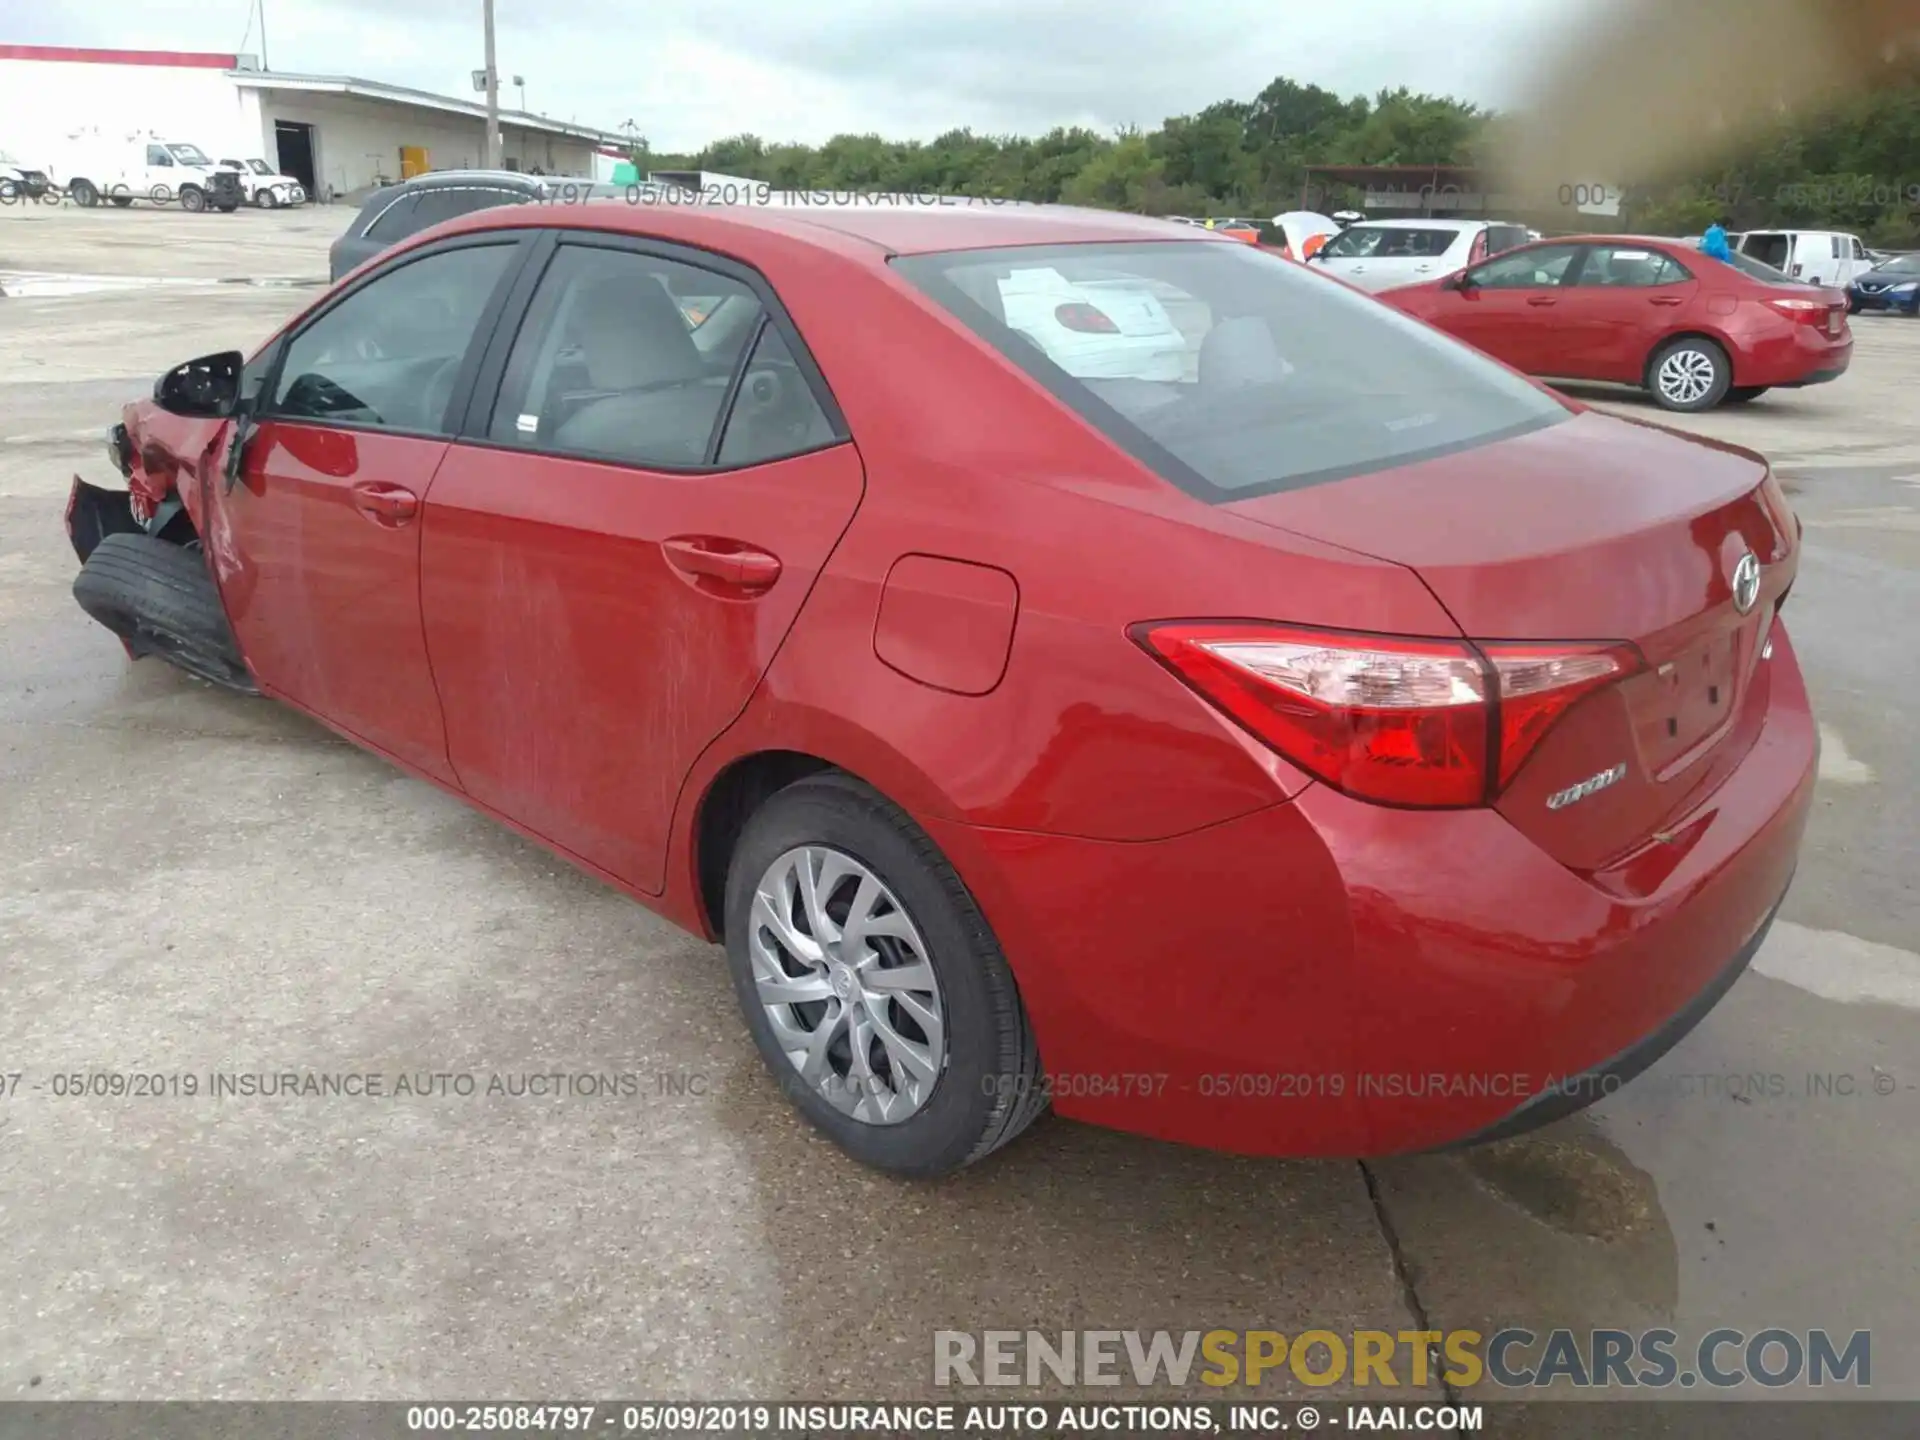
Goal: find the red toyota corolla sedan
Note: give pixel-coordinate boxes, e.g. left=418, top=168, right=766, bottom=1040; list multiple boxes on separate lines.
left=1383, top=234, right=1851, bottom=411
left=65, top=202, right=1813, bottom=1175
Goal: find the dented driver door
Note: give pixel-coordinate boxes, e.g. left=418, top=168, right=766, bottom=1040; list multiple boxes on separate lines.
left=418, top=234, right=863, bottom=896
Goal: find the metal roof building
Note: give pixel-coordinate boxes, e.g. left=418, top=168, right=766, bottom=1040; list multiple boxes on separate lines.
left=0, top=44, right=630, bottom=201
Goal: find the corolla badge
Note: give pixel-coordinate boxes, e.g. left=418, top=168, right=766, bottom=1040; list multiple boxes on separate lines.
left=1730, top=551, right=1762, bottom=615
left=1545, top=763, right=1627, bottom=811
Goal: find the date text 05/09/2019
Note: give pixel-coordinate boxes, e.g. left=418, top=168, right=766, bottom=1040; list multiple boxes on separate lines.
left=401, top=1402, right=1483, bottom=1433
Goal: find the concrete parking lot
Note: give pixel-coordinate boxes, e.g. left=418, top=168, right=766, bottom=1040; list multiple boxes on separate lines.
left=2, top=205, right=1916, bottom=1418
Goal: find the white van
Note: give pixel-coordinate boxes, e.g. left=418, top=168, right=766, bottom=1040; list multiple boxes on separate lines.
left=1735, top=230, right=1873, bottom=288
left=56, top=136, right=241, bottom=212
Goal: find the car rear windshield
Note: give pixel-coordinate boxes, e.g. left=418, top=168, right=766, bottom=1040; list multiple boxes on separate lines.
left=891, top=240, right=1566, bottom=501
left=1317, top=225, right=1462, bottom=259
left=1713, top=250, right=1805, bottom=285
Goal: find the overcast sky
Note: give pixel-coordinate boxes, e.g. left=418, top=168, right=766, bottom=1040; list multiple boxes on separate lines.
left=8, top=0, right=1577, bottom=151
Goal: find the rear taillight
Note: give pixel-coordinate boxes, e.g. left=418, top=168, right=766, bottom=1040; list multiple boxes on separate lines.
left=1481, top=644, right=1638, bottom=786
left=1054, top=302, right=1119, bottom=334
left=1767, top=296, right=1832, bottom=325
left=1131, top=622, right=1642, bottom=808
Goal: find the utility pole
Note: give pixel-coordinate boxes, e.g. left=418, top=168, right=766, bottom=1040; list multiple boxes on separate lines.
left=482, top=0, right=501, bottom=169
left=258, top=0, right=270, bottom=69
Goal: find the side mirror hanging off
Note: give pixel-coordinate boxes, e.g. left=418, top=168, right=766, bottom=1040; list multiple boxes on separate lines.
left=154, top=350, right=244, bottom=418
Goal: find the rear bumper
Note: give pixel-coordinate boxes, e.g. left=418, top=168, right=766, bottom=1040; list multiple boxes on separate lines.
left=1437, top=877, right=1786, bottom=1148
left=1779, top=365, right=1849, bottom=389
left=1739, top=326, right=1852, bottom=388
left=929, top=625, right=1816, bottom=1158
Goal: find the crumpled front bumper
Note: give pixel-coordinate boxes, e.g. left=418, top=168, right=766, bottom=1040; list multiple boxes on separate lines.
left=66, top=474, right=141, bottom=565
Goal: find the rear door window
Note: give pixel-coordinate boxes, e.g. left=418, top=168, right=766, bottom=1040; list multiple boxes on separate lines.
left=1318, top=226, right=1462, bottom=259
left=1571, top=245, right=1692, bottom=286
left=407, top=186, right=526, bottom=231
left=893, top=240, right=1566, bottom=502
left=485, top=244, right=764, bottom=468
left=363, top=193, right=420, bottom=241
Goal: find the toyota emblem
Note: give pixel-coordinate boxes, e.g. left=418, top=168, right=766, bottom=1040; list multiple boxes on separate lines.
left=1730, top=552, right=1761, bottom=615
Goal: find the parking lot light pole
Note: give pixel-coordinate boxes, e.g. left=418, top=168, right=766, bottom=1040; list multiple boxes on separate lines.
left=483, top=0, right=502, bottom=169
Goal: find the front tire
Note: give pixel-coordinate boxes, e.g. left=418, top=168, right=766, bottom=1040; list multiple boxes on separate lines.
left=1649, top=336, right=1732, bottom=412
left=722, top=773, right=1046, bottom=1176
left=72, top=533, right=256, bottom=694
left=256, top=189, right=279, bottom=208
left=179, top=185, right=207, bottom=213
left=1725, top=386, right=1770, bottom=404
left=109, top=195, right=133, bottom=208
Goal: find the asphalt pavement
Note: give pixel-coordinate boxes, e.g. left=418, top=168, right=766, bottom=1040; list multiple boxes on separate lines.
left=1, top=205, right=1914, bottom=1420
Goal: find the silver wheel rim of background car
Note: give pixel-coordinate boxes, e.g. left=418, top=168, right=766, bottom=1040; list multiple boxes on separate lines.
left=1657, top=348, right=1718, bottom=405
left=750, top=845, right=946, bottom=1125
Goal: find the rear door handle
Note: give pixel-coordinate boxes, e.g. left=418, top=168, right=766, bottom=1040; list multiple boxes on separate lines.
left=1526, top=296, right=1558, bottom=306
left=350, top=481, right=418, bottom=525
left=662, top=536, right=782, bottom=595
left=1649, top=296, right=1685, bottom=306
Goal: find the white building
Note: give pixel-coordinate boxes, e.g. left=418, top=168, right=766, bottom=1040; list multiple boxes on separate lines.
left=0, top=43, right=630, bottom=201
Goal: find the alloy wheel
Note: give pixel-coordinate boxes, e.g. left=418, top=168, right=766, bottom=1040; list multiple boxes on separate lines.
left=749, top=845, right=946, bottom=1125
left=1656, top=347, right=1717, bottom=406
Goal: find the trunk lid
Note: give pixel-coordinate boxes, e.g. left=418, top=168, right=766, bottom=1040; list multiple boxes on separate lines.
left=1225, top=409, right=1799, bottom=871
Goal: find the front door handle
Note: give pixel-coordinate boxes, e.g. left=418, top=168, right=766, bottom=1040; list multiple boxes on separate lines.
left=662, top=536, right=782, bottom=595
left=1526, top=295, right=1558, bottom=306
left=351, top=481, right=418, bottom=525
left=1649, top=295, right=1685, bottom=306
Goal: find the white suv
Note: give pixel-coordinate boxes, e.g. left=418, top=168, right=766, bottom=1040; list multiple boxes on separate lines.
left=1308, top=219, right=1532, bottom=293
left=217, top=158, right=307, bottom=208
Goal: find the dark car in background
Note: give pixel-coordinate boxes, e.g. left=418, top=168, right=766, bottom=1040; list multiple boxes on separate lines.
left=1847, top=252, right=1920, bottom=315
left=328, top=171, right=556, bottom=281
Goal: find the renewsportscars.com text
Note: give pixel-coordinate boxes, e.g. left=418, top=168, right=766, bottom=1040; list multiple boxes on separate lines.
left=934, top=1328, right=1870, bottom=1390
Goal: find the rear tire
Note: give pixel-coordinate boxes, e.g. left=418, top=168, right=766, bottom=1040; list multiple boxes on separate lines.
left=109, top=195, right=134, bottom=208
left=68, top=178, right=100, bottom=207
left=722, top=772, right=1046, bottom=1177
left=1648, top=336, right=1732, bottom=412
left=72, top=533, right=256, bottom=694
left=1725, top=386, right=1770, bottom=404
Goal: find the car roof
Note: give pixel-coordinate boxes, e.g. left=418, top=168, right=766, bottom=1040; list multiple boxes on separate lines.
left=428, top=198, right=1241, bottom=257
left=403, top=169, right=546, bottom=190
left=1344, top=218, right=1511, bottom=231
left=1511, top=233, right=1684, bottom=248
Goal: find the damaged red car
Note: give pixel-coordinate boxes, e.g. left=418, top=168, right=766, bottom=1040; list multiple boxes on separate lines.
left=67, top=203, right=1814, bottom=1175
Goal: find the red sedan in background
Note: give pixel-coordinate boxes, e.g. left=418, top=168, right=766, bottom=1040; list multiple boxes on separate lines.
left=66, top=205, right=1812, bottom=1175
left=1384, top=235, right=1851, bottom=411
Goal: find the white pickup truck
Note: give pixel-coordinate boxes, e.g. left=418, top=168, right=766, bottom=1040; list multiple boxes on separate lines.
left=59, top=138, right=242, bottom=212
